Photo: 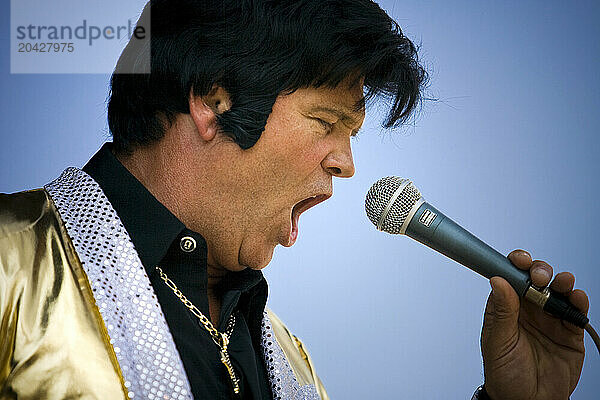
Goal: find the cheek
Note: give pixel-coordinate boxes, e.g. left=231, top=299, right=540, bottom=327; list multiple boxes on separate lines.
left=264, top=136, right=328, bottom=181
left=296, top=133, right=338, bottom=168
left=281, top=126, right=331, bottom=166
left=266, top=145, right=327, bottom=188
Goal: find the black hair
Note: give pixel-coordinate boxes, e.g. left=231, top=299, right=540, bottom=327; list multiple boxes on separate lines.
left=107, top=0, right=427, bottom=153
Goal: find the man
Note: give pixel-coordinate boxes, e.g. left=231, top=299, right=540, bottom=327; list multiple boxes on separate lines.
left=0, top=0, right=589, bottom=399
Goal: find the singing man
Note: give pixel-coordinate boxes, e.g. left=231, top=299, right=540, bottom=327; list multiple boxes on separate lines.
left=0, top=1, right=588, bottom=399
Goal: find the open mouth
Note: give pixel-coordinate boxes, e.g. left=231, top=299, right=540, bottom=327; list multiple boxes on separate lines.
left=288, top=194, right=330, bottom=245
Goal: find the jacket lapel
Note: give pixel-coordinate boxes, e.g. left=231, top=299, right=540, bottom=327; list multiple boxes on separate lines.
left=261, top=311, right=320, bottom=399
left=45, top=167, right=193, bottom=400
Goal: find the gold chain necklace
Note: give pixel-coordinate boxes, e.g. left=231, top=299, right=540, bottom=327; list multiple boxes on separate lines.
left=155, top=266, right=241, bottom=395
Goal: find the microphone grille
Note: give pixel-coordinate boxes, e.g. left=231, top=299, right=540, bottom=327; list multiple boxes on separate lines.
left=365, top=176, right=422, bottom=234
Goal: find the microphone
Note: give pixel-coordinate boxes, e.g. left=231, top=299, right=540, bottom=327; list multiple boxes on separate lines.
left=364, top=176, right=589, bottom=329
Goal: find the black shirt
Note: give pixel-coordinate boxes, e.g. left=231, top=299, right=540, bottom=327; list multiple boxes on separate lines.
left=83, top=143, right=272, bottom=400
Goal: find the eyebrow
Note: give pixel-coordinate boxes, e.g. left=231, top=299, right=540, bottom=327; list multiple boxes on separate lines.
left=309, top=105, right=364, bottom=136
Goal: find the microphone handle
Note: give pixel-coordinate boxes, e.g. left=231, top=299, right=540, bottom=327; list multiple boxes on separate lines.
left=405, top=202, right=589, bottom=328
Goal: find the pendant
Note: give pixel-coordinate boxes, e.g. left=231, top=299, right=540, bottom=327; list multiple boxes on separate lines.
left=219, top=333, right=241, bottom=395
left=220, top=349, right=241, bottom=394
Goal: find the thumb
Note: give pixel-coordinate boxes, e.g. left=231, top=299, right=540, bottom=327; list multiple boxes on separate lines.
left=482, top=277, right=521, bottom=359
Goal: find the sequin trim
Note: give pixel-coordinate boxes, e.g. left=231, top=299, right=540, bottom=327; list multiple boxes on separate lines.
left=261, top=312, right=320, bottom=400
left=45, top=168, right=193, bottom=400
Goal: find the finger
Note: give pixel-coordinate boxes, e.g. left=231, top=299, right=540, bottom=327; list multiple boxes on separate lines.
left=549, top=271, right=575, bottom=294
left=530, top=260, right=553, bottom=287
left=568, top=289, right=589, bottom=315
left=482, top=277, right=521, bottom=359
left=489, top=276, right=521, bottom=318
left=508, top=249, right=532, bottom=270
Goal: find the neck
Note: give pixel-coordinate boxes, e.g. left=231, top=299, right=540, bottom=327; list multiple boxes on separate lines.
left=207, top=264, right=227, bottom=326
left=207, top=263, right=228, bottom=290
left=115, top=116, right=248, bottom=276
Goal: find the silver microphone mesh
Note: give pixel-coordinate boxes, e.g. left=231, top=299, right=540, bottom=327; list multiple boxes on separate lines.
left=365, top=176, right=422, bottom=234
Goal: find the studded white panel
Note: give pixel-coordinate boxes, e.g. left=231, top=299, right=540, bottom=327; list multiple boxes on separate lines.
left=45, top=168, right=193, bottom=400
left=261, top=312, right=320, bottom=400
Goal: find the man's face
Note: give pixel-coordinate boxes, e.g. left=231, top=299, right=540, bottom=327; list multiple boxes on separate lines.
left=204, top=80, right=364, bottom=271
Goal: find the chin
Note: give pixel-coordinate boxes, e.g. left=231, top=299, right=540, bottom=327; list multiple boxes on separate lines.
left=238, top=243, right=275, bottom=271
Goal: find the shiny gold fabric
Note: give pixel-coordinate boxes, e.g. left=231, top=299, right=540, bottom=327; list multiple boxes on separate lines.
left=0, top=189, right=127, bottom=399
left=267, top=310, right=330, bottom=400
left=0, top=189, right=328, bottom=399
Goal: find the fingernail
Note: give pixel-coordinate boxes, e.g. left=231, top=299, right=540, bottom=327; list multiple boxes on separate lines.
left=532, top=267, right=551, bottom=282
left=519, top=250, right=531, bottom=257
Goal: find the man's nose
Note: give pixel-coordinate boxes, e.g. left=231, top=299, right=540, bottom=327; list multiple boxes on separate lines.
left=322, top=139, right=355, bottom=178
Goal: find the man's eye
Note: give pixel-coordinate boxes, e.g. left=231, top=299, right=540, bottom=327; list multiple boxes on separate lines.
left=316, top=119, right=333, bottom=131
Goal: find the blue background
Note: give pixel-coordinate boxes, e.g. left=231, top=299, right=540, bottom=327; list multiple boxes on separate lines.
left=1, top=1, right=599, bottom=398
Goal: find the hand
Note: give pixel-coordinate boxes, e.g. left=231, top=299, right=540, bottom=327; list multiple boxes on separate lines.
left=481, top=249, right=587, bottom=400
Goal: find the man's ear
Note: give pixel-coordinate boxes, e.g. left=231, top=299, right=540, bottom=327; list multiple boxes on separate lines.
left=188, top=86, right=232, bottom=142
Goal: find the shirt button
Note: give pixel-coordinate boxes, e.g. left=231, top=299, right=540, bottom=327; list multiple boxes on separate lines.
left=180, top=236, right=196, bottom=252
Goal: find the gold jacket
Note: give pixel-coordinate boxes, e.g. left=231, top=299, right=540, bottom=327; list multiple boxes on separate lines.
left=0, top=168, right=328, bottom=400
